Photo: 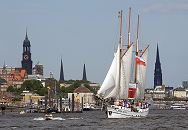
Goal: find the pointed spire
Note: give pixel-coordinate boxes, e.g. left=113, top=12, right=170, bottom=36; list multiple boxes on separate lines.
left=25, top=28, right=28, bottom=39
left=23, top=27, right=30, bottom=47
left=154, top=44, right=162, bottom=88
left=82, top=64, right=87, bottom=81
left=59, top=59, right=64, bottom=83
left=156, top=44, right=160, bottom=63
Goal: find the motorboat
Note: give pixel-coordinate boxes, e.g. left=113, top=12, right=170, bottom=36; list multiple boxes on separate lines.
left=20, top=110, right=25, bottom=114
left=45, top=113, right=53, bottom=120
left=83, top=103, right=92, bottom=111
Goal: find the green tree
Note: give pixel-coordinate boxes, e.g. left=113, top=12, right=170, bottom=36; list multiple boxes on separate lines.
left=21, top=80, right=48, bottom=96
left=7, top=85, right=21, bottom=94
left=7, top=86, right=15, bottom=92
left=59, top=80, right=97, bottom=94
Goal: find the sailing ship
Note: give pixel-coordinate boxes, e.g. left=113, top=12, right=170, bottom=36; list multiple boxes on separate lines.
left=97, top=8, right=150, bottom=118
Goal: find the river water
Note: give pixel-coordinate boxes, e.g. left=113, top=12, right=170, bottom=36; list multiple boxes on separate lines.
left=0, top=109, right=188, bottom=130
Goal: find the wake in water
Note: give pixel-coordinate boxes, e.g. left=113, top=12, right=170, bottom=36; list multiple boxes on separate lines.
left=68, top=117, right=83, bottom=120
left=33, top=117, right=65, bottom=121
left=33, top=117, right=83, bottom=121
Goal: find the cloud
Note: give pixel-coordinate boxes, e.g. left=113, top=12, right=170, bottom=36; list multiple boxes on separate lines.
left=142, top=2, right=188, bottom=14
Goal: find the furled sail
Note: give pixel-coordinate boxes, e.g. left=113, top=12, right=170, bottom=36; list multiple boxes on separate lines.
left=135, top=46, right=149, bottom=99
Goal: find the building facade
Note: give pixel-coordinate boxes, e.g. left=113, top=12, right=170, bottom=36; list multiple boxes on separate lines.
left=33, top=63, right=43, bottom=76
left=0, top=65, right=27, bottom=89
left=173, top=87, right=187, bottom=98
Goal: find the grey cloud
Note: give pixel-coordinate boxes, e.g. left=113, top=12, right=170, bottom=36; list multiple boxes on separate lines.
left=143, top=2, right=188, bottom=13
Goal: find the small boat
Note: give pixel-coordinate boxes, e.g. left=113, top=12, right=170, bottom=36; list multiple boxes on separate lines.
left=83, top=103, right=91, bottom=111
left=20, top=110, right=25, bottom=114
left=170, top=103, right=186, bottom=110
left=45, top=114, right=53, bottom=120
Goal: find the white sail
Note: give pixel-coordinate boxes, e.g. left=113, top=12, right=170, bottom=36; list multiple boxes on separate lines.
left=119, top=45, right=133, bottom=99
left=98, top=44, right=133, bottom=99
left=136, top=46, right=149, bottom=99
left=97, top=45, right=120, bottom=98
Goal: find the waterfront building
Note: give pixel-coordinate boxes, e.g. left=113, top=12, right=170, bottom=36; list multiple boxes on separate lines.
left=153, top=85, right=165, bottom=99
left=21, top=30, right=33, bottom=75
left=68, top=86, right=95, bottom=110
left=59, top=59, right=64, bottom=83
left=154, top=44, right=163, bottom=89
left=82, top=64, right=87, bottom=81
left=0, top=65, right=27, bottom=89
left=173, top=87, right=187, bottom=98
left=33, top=62, right=43, bottom=76
left=21, top=91, right=45, bottom=105
left=144, top=86, right=174, bottom=100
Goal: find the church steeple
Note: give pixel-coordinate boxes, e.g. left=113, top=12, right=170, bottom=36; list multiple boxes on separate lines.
left=82, top=64, right=87, bottom=81
left=156, top=44, right=160, bottom=64
left=23, top=29, right=30, bottom=48
left=154, top=44, right=162, bottom=88
left=59, top=59, right=64, bottom=83
left=25, top=28, right=28, bottom=39
left=21, top=29, right=32, bottom=75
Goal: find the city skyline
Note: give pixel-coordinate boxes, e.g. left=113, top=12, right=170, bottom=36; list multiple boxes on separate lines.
left=0, top=0, right=188, bottom=88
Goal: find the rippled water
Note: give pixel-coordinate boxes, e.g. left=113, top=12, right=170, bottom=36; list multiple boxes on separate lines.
left=0, top=109, right=188, bottom=130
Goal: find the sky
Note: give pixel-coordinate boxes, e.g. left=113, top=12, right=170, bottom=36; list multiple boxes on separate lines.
left=0, top=0, right=188, bottom=88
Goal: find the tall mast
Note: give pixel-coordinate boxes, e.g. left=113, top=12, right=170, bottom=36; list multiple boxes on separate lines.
left=127, top=7, right=131, bottom=48
left=119, top=10, right=123, bottom=48
left=136, top=15, right=139, bottom=56
left=134, top=15, right=140, bottom=83
left=118, top=10, right=123, bottom=99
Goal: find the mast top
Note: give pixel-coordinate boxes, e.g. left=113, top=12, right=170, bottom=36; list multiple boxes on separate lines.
left=128, top=7, right=131, bottom=48
left=118, top=10, right=123, bottom=48
left=136, top=15, right=140, bottom=56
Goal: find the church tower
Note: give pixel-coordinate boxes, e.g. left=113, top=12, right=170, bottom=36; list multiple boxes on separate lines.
left=82, top=64, right=87, bottom=81
left=59, top=59, right=64, bottom=83
left=21, top=30, right=33, bottom=75
left=154, top=44, right=162, bottom=89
